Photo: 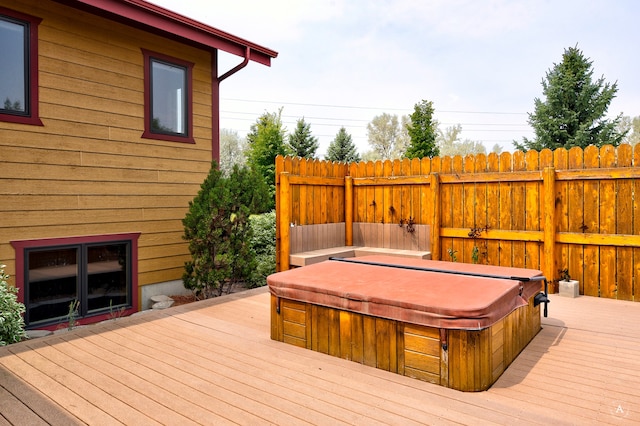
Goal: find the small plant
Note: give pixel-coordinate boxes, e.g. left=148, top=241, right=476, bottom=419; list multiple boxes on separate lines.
left=559, top=268, right=571, bottom=282
left=468, top=225, right=490, bottom=264
left=399, top=217, right=416, bottom=233
left=471, top=246, right=480, bottom=264
left=0, top=265, right=27, bottom=346
left=447, top=248, right=458, bottom=262
left=108, top=300, right=126, bottom=321
left=66, top=300, right=80, bottom=330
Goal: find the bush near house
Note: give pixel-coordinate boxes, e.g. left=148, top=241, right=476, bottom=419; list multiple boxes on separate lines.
left=0, top=266, right=27, bottom=346
left=248, top=211, right=276, bottom=288
left=182, top=162, right=270, bottom=299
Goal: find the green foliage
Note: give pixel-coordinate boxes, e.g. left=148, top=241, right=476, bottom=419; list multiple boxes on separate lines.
left=287, top=118, right=318, bottom=158
left=66, top=300, right=80, bottom=330
left=0, top=266, right=27, bottom=346
left=515, top=46, right=626, bottom=151
left=182, top=162, right=266, bottom=299
left=367, top=113, right=400, bottom=160
left=405, top=100, right=440, bottom=159
left=447, top=248, right=458, bottom=262
left=325, top=127, right=361, bottom=162
left=247, top=212, right=276, bottom=288
left=245, top=108, right=291, bottom=209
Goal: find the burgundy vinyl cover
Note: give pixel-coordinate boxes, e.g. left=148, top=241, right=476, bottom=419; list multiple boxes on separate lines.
left=267, top=256, right=543, bottom=330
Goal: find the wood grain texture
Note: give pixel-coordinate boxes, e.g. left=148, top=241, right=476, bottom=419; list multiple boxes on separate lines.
left=0, top=0, right=215, bottom=296
left=276, top=142, right=640, bottom=300
left=2, top=287, right=640, bottom=424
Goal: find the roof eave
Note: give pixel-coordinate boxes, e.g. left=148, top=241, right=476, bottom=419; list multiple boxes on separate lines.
left=53, top=0, right=278, bottom=66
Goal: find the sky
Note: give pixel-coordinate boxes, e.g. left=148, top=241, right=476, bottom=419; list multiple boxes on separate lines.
left=151, top=0, right=639, bottom=157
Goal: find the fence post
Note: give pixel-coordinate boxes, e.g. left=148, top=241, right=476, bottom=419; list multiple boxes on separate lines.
left=345, top=176, right=353, bottom=246
left=543, top=166, right=556, bottom=286
left=430, top=172, right=441, bottom=260
left=279, top=172, right=291, bottom=271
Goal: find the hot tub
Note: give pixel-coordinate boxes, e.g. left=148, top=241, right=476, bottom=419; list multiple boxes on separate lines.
left=267, top=256, right=548, bottom=391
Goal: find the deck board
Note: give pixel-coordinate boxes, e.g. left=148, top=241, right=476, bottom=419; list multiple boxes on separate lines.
left=1, top=287, right=639, bottom=425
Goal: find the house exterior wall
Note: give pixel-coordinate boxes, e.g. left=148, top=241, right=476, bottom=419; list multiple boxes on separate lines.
left=0, top=0, right=214, bottom=308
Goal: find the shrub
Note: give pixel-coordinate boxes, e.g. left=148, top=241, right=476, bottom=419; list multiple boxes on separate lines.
left=0, top=265, right=27, bottom=346
left=248, top=211, right=276, bottom=288
left=182, top=162, right=269, bottom=298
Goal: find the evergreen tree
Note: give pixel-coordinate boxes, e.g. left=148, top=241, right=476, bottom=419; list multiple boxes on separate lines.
left=245, top=108, right=290, bottom=209
left=325, top=127, right=361, bottom=162
left=287, top=118, right=318, bottom=158
left=405, top=100, right=439, bottom=159
left=515, top=46, right=626, bottom=151
left=182, top=162, right=267, bottom=299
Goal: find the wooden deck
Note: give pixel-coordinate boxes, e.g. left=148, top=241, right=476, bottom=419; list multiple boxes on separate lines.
left=1, top=287, right=638, bottom=425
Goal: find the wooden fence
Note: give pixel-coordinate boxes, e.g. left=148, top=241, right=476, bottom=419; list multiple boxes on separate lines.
left=275, top=144, right=640, bottom=300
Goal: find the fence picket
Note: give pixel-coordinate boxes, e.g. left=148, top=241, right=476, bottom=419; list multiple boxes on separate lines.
left=274, top=144, right=639, bottom=300
left=583, top=146, right=600, bottom=296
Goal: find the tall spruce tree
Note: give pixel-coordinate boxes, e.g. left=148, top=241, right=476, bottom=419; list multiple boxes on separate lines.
left=325, top=127, right=361, bottom=162
left=287, top=118, right=318, bottom=158
left=405, top=100, right=439, bottom=159
left=515, top=46, right=626, bottom=151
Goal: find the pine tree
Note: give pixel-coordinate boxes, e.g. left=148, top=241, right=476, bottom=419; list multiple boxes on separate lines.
left=405, top=100, right=439, bottom=159
left=287, top=118, right=318, bottom=158
left=515, top=46, right=626, bottom=151
left=182, top=162, right=268, bottom=299
left=325, top=127, right=361, bottom=162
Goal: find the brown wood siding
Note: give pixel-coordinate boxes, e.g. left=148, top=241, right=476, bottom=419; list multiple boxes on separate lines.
left=0, top=0, right=214, bottom=294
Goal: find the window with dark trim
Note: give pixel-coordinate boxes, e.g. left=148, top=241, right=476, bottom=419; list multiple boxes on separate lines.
left=142, top=49, right=194, bottom=143
left=11, top=234, right=140, bottom=329
left=0, top=7, right=42, bottom=126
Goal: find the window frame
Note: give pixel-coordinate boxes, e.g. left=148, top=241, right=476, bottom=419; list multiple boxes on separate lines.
left=141, top=49, right=195, bottom=144
left=0, top=7, right=43, bottom=126
left=11, top=233, right=140, bottom=329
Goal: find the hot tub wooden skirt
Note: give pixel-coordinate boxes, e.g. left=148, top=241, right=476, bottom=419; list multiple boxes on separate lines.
left=270, top=294, right=541, bottom=392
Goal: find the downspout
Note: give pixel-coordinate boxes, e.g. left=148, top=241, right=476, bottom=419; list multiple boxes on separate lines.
left=212, top=46, right=251, bottom=162
left=218, top=46, right=251, bottom=82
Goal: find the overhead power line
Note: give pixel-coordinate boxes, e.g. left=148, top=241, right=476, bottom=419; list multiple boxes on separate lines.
left=221, top=98, right=528, bottom=116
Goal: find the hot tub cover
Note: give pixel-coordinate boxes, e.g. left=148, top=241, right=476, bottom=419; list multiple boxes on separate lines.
left=267, top=256, right=543, bottom=330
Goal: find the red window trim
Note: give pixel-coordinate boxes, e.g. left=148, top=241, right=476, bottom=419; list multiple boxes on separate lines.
left=141, top=48, right=195, bottom=144
left=11, top=233, right=141, bottom=329
left=0, top=7, right=43, bottom=126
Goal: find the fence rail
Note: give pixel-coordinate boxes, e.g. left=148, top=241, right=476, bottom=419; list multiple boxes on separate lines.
left=275, top=144, right=640, bottom=300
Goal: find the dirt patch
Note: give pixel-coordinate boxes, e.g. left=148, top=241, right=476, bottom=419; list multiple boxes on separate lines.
left=170, top=282, right=249, bottom=306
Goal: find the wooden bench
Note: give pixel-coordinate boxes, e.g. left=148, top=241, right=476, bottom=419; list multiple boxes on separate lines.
left=288, top=222, right=431, bottom=267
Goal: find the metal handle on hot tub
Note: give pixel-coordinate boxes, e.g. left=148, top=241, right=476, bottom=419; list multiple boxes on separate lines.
left=530, top=276, right=550, bottom=317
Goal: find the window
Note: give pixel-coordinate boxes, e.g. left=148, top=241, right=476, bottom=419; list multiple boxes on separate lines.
left=11, top=234, right=140, bottom=329
left=142, top=49, right=194, bottom=143
left=0, top=7, right=42, bottom=125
